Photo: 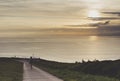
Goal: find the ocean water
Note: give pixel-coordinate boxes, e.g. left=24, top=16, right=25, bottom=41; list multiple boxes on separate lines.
left=0, top=36, right=120, bottom=63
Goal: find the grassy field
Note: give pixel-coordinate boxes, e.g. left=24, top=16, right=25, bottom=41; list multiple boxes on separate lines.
left=0, top=58, right=23, bottom=81
left=33, top=59, right=120, bottom=81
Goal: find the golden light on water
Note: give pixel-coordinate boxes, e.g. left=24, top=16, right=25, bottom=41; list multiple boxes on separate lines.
left=89, top=36, right=98, bottom=41
left=88, top=10, right=101, bottom=18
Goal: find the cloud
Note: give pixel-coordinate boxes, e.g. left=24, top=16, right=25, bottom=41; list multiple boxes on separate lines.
left=0, top=24, right=120, bottom=37
left=0, top=0, right=120, bottom=37
left=97, top=25, right=120, bottom=31
left=65, top=21, right=110, bottom=27
left=97, top=25, right=120, bottom=36
left=65, top=22, right=120, bottom=36
left=88, top=17, right=120, bottom=21
left=102, top=12, right=120, bottom=16
left=88, top=11, right=120, bottom=21
left=0, top=0, right=86, bottom=18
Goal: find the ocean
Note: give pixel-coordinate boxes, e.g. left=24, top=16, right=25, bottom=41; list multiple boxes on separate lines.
left=0, top=36, right=120, bottom=63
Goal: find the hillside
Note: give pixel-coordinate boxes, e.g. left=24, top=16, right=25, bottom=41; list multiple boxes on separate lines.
left=0, top=58, right=23, bottom=81
left=32, top=58, right=120, bottom=81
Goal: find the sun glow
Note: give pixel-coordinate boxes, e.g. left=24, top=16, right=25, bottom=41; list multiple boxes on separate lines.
left=88, top=10, right=100, bottom=18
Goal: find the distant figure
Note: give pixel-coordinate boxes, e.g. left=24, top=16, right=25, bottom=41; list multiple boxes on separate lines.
left=29, top=56, right=33, bottom=69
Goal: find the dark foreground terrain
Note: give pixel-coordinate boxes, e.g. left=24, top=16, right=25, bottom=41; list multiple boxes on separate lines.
left=0, top=57, right=120, bottom=81
left=32, top=58, right=120, bottom=81
left=0, top=58, right=23, bottom=81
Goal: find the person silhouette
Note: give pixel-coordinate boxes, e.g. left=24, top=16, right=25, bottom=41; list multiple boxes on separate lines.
left=29, top=56, right=33, bottom=69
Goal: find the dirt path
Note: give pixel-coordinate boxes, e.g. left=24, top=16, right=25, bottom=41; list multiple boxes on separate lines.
left=23, top=62, right=63, bottom=81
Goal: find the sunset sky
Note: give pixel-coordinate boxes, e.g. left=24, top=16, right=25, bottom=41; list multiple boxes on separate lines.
left=0, top=0, right=120, bottom=37
left=0, top=0, right=120, bottom=61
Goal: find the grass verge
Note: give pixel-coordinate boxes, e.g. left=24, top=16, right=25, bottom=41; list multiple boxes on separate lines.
left=0, top=58, right=23, bottom=81
left=33, top=59, right=120, bottom=81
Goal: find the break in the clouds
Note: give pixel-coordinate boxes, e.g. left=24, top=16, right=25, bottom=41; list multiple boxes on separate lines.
left=0, top=0, right=120, bottom=36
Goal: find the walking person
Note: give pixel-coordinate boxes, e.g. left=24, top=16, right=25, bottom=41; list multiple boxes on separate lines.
left=29, top=56, right=33, bottom=69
